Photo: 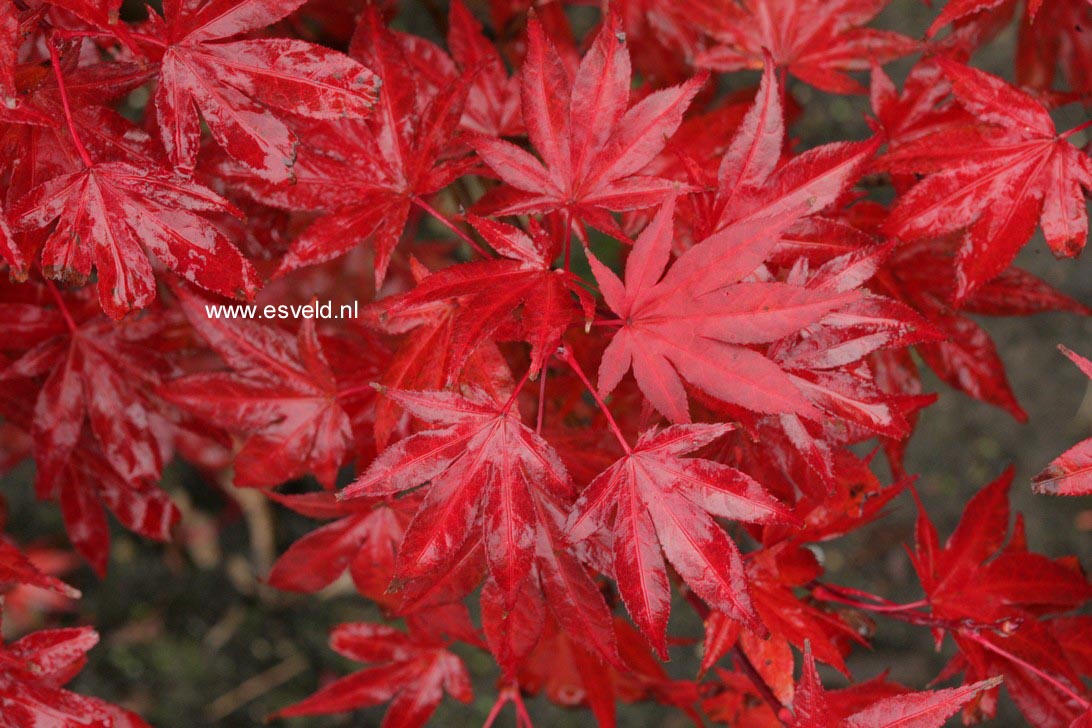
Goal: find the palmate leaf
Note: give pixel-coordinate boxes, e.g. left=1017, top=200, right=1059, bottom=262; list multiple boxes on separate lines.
left=11, top=162, right=258, bottom=319
left=341, top=386, right=576, bottom=608
left=1034, top=345, right=1092, bottom=496
left=377, top=215, right=594, bottom=380
left=150, top=0, right=380, bottom=182
left=567, top=423, right=797, bottom=657
left=587, top=194, right=858, bottom=423
left=0, top=626, right=150, bottom=728
left=472, top=13, right=706, bottom=238
left=911, top=471, right=1092, bottom=725
left=693, top=0, right=918, bottom=94
left=236, top=7, right=475, bottom=285
left=265, top=489, right=419, bottom=609
left=274, top=621, right=472, bottom=726
left=884, top=59, right=1092, bottom=301
left=791, top=643, right=1003, bottom=728
left=161, top=284, right=382, bottom=489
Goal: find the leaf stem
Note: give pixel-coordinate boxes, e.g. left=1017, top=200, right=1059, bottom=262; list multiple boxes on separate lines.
left=558, top=345, right=631, bottom=453
left=47, top=37, right=93, bottom=168
left=563, top=207, right=574, bottom=272
left=1061, top=118, right=1092, bottom=141
left=412, top=196, right=490, bottom=258
left=502, top=365, right=533, bottom=415
left=336, top=383, right=377, bottom=402
left=536, top=364, right=548, bottom=434
left=45, top=280, right=78, bottom=333
left=482, top=683, right=534, bottom=728
left=731, top=645, right=792, bottom=726
left=964, top=631, right=1091, bottom=709
left=812, top=583, right=927, bottom=613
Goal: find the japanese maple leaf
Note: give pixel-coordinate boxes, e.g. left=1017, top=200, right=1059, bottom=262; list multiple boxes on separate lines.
left=0, top=287, right=174, bottom=493
left=266, top=490, right=419, bottom=608
left=566, top=422, right=797, bottom=657
left=248, top=8, right=474, bottom=285
left=341, top=386, right=577, bottom=608
left=0, top=626, right=150, bottom=728
left=924, top=0, right=1050, bottom=38
left=472, top=14, right=706, bottom=238
left=358, top=257, right=518, bottom=450
left=448, top=1, right=522, bottom=137
left=695, top=55, right=881, bottom=240
left=587, top=194, right=859, bottom=423
left=0, top=342, right=179, bottom=574
left=161, top=285, right=371, bottom=489
left=0, top=55, right=155, bottom=207
left=715, top=224, right=941, bottom=468
left=1017, top=0, right=1092, bottom=97
left=873, top=234, right=1088, bottom=421
left=519, top=615, right=703, bottom=726
left=479, top=525, right=617, bottom=676
left=274, top=621, right=472, bottom=726
left=0, top=543, right=81, bottom=634
left=149, top=0, right=380, bottom=181
left=378, top=215, right=593, bottom=380
left=693, top=0, right=917, bottom=94
left=0, top=538, right=79, bottom=598
left=389, top=494, right=621, bottom=672
left=911, top=471, right=1092, bottom=725
left=789, top=643, right=1002, bottom=728
left=1034, top=345, right=1092, bottom=496
left=0, top=2, right=15, bottom=106
left=10, top=162, right=259, bottom=318
left=702, top=544, right=862, bottom=676
left=884, top=58, right=1092, bottom=300
left=53, top=430, right=180, bottom=575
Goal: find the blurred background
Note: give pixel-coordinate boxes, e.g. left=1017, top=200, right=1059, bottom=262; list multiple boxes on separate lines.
left=2, top=0, right=1090, bottom=725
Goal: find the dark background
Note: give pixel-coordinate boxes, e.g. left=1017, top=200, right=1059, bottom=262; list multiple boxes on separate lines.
left=2, top=0, right=1090, bottom=726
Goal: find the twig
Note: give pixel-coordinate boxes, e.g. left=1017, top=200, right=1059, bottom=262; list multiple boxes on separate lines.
left=205, top=653, right=308, bottom=722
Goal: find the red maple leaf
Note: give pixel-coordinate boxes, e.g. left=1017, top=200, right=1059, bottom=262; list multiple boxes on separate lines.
left=0, top=626, right=149, bottom=727
left=789, top=643, right=1002, bottom=727
left=148, top=0, right=380, bottom=181
left=1034, top=345, right=1092, bottom=496
left=693, top=55, right=881, bottom=239
left=377, top=214, right=593, bottom=380
left=0, top=537, right=79, bottom=598
left=273, top=621, right=472, bottom=726
left=693, top=0, right=918, bottom=93
left=0, top=284, right=173, bottom=493
left=266, top=489, right=419, bottom=608
left=587, top=194, right=858, bottom=423
left=160, top=285, right=380, bottom=489
left=884, top=58, right=1092, bottom=300
left=911, top=471, right=1092, bottom=725
left=341, top=385, right=576, bottom=608
left=472, top=14, right=706, bottom=239
left=566, top=422, right=796, bottom=656
left=11, top=162, right=258, bottom=318
left=240, top=7, right=475, bottom=285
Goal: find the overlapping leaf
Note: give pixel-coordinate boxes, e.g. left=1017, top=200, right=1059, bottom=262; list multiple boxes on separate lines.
left=567, top=422, right=796, bottom=656
left=149, top=0, right=380, bottom=181
left=473, top=14, right=705, bottom=237
left=694, top=0, right=917, bottom=93
left=587, top=195, right=859, bottom=423
left=11, top=162, right=258, bottom=318
left=885, top=59, right=1092, bottom=300
left=161, top=285, right=380, bottom=488
left=275, top=621, right=472, bottom=726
